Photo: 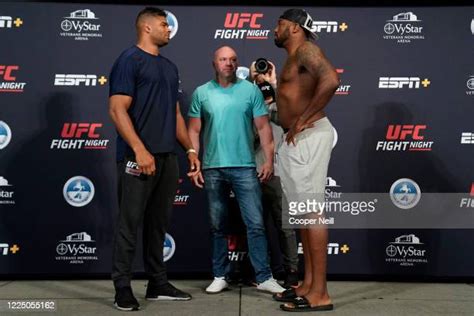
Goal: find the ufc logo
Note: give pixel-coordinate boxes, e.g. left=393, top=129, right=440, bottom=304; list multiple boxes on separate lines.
left=461, top=132, right=474, bottom=144
left=0, top=244, right=8, bottom=255
left=54, top=74, right=97, bottom=86
left=0, top=16, right=12, bottom=28
left=61, top=123, right=102, bottom=138
left=379, top=77, right=420, bottom=89
left=126, top=161, right=139, bottom=169
left=224, top=13, right=263, bottom=28
left=311, top=21, right=338, bottom=33
left=0, top=65, right=19, bottom=81
left=386, top=125, right=426, bottom=140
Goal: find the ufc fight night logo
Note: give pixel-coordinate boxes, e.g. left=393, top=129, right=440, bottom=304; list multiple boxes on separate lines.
left=50, top=123, right=109, bottom=150
left=376, top=125, right=433, bottom=152
left=0, top=65, right=26, bottom=92
left=214, top=12, right=270, bottom=40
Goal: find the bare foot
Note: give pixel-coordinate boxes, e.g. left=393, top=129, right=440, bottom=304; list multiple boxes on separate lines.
left=304, top=292, right=332, bottom=307
left=294, top=282, right=311, bottom=297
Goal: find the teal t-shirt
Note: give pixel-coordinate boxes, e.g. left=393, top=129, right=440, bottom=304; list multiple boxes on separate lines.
left=188, top=79, right=268, bottom=169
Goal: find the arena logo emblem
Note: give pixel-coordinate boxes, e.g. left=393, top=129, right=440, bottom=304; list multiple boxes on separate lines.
left=63, top=176, right=95, bottom=207
left=50, top=123, right=109, bottom=150
left=325, top=176, right=342, bottom=200
left=335, top=69, right=351, bottom=95
left=55, top=232, right=98, bottom=264
left=236, top=67, right=249, bottom=80
left=326, top=177, right=340, bottom=188
left=311, top=21, right=348, bottom=33
left=385, top=234, right=427, bottom=266
left=163, top=233, right=176, bottom=262
left=390, top=178, right=421, bottom=209
left=54, top=74, right=107, bottom=87
left=0, top=65, right=27, bottom=93
left=332, top=126, right=338, bottom=149
left=383, top=12, right=424, bottom=44
left=165, top=10, right=178, bottom=39
left=214, top=12, right=270, bottom=40
left=60, top=9, right=102, bottom=41
left=0, top=16, right=23, bottom=29
left=0, top=121, right=12, bottom=149
left=0, top=176, right=15, bottom=205
left=376, top=125, right=434, bottom=152
left=466, top=75, right=474, bottom=96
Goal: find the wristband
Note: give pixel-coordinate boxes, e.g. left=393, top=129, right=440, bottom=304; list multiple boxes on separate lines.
left=186, top=149, right=197, bottom=155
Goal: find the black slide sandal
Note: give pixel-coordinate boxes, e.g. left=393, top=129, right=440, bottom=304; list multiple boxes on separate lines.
left=280, top=296, right=334, bottom=312
left=273, top=288, right=298, bottom=302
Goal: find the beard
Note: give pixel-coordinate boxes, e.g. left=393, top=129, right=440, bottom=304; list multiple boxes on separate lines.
left=274, top=37, right=284, bottom=47
left=157, top=39, right=169, bottom=48
left=154, top=34, right=170, bottom=48
left=273, top=28, right=289, bottom=47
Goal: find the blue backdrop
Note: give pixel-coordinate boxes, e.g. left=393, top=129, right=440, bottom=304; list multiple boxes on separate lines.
left=0, top=3, right=473, bottom=278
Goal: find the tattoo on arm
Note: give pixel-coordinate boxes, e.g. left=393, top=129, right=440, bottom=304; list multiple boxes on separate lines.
left=297, top=43, right=330, bottom=79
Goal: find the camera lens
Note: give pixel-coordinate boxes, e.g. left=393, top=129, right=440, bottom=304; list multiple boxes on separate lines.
left=255, top=58, right=269, bottom=74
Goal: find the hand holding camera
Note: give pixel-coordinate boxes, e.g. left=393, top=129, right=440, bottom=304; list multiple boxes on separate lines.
left=250, top=58, right=277, bottom=89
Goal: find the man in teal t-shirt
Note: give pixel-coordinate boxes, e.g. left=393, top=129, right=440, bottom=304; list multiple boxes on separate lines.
left=187, top=46, right=285, bottom=295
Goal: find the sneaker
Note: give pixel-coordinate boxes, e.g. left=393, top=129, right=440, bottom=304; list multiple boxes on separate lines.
left=145, top=282, right=192, bottom=301
left=256, top=277, right=286, bottom=294
left=205, top=277, right=229, bottom=294
left=114, top=286, right=140, bottom=311
left=283, top=271, right=299, bottom=288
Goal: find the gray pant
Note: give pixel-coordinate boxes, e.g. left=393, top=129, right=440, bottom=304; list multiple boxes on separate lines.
left=262, top=176, right=299, bottom=271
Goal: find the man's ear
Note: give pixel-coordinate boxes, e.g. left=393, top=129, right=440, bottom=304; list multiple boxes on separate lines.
left=144, top=23, right=152, bottom=34
left=291, top=23, right=299, bottom=34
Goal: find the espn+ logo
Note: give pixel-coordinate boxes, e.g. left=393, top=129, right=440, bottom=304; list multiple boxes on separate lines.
left=379, top=77, right=430, bottom=89
left=54, top=74, right=107, bottom=86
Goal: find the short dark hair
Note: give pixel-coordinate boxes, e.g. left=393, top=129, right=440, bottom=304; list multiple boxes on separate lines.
left=135, top=7, right=167, bottom=27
